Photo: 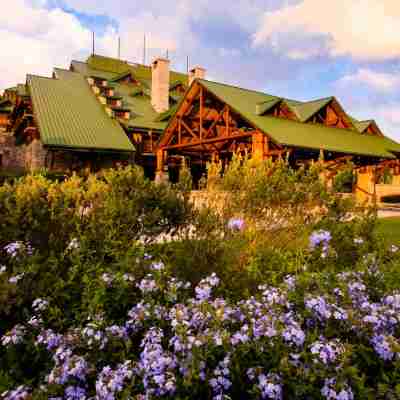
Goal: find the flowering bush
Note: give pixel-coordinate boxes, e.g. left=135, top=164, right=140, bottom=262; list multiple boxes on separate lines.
left=1, top=165, right=400, bottom=399
left=1, top=243, right=400, bottom=399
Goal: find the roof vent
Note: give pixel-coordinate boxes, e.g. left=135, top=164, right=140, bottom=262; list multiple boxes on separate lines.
left=189, top=67, right=206, bottom=86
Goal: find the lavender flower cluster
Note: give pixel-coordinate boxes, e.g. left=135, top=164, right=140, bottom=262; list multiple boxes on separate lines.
left=1, top=248, right=400, bottom=399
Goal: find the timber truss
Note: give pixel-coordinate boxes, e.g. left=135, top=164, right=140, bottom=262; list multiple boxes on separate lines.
left=156, top=80, right=285, bottom=170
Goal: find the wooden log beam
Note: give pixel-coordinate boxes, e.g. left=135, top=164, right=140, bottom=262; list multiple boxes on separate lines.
left=181, top=119, right=200, bottom=140
left=161, top=131, right=252, bottom=150
left=200, top=87, right=203, bottom=140
left=204, top=105, right=228, bottom=139
left=225, top=107, right=229, bottom=136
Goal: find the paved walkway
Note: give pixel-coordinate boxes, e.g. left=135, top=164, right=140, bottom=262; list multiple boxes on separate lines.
left=378, top=208, right=400, bottom=218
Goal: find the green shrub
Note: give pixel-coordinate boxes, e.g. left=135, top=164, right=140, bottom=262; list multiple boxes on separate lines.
left=2, top=162, right=398, bottom=399
left=332, top=165, right=355, bottom=193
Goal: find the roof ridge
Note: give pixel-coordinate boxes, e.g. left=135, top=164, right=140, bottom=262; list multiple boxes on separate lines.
left=198, top=78, right=281, bottom=98
left=298, top=96, right=333, bottom=105
left=27, top=74, right=55, bottom=81
left=263, top=114, right=362, bottom=135
left=197, top=78, right=327, bottom=107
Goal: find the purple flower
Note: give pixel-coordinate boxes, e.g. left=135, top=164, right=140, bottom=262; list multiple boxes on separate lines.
left=101, top=273, right=114, bottom=285
left=227, top=218, right=245, bottom=231
left=195, top=273, right=220, bottom=302
left=305, top=296, right=332, bottom=320
left=138, top=328, right=177, bottom=397
left=138, top=275, right=158, bottom=293
left=1, top=385, right=30, bottom=400
left=282, top=323, right=305, bottom=347
left=36, top=329, right=62, bottom=350
left=309, top=230, right=331, bottom=257
left=209, top=356, right=232, bottom=399
left=257, top=373, right=282, bottom=400
left=322, top=378, right=353, bottom=400
left=371, top=334, right=396, bottom=361
left=8, top=274, right=24, bottom=284
left=96, top=361, right=133, bottom=399
left=32, top=298, right=49, bottom=313
left=150, top=261, right=165, bottom=271
left=65, top=386, right=86, bottom=400
left=310, top=338, right=344, bottom=364
left=1, top=324, right=25, bottom=346
left=4, top=242, right=23, bottom=257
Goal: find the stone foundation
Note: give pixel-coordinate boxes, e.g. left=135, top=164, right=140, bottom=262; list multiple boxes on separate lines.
left=0, top=128, right=26, bottom=171
left=1, top=131, right=133, bottom=173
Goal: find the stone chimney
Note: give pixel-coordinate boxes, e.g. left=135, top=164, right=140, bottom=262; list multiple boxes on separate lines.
left=151, top=58, right=170, bottom=113
left=189, top=66, right=206, bottom=86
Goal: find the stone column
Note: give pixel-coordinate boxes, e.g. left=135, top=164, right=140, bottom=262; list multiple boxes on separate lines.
left=30, top=139, right=46, bottom=171
left=252, top=131, right=266, bottom=161
left=155, top=148, right=168, bottom=183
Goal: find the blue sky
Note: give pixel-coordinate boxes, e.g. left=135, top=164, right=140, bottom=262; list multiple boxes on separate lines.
left=1, top=0, right=400, bottom=140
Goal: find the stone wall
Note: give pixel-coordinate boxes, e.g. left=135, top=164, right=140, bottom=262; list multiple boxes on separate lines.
left=0, top=128, right=26, bottom=171
left=25, top=139, right=47, bottom=171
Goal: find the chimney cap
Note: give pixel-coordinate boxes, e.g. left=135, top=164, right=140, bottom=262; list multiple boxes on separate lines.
left=152, top=57, right=170, bottom=66
left=190, top=66, right=206, bottom=73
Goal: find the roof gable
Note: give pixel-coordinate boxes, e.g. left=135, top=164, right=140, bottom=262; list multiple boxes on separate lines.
left=355, top=119, right=384, bottom=136
left=175, top=79, right=400, bottom=159
left=292, top=97, right=333, bottom=121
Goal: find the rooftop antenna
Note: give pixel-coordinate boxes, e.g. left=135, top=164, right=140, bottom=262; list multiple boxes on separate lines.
left=92, top=31, right=95, bottom=55
left=118, top=36, right=121, bottom=59
left=143, top=34, right=146, bottom=65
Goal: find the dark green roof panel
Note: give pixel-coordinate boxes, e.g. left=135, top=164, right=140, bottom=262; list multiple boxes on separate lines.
left=27, top=72, right=134, bottom=152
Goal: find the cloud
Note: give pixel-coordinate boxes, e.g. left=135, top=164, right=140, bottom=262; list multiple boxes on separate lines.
left=0, top=0, right=102, bottom=91
left=253, top=0, right=400, bottom=61
left=379, top=106, right=400, bottom=125
left=337, top=69, right=400, bottom=93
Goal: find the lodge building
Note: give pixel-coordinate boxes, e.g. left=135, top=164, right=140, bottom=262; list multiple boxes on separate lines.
left=1, top=54, right=400, bottom=199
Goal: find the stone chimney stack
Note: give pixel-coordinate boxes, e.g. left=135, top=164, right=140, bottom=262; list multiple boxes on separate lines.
left=189, top=66, right=206, bottom=86
left=151, top=58, right=170, bottom=113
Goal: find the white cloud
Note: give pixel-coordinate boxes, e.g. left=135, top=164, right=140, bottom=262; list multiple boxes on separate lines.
left=253, top=0, right=400, bottom=61
left=337, top=69, right=400, bottom=92
left=0, top=0, right=102, bottom=91
left=379, top=106, right=400, bottom=125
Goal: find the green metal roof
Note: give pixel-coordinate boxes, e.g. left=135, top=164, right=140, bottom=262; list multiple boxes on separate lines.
left=27, top=72, right=134, bottom=152
left=68, top=58, right=186, bottom=132
left=255, top=98, right=281, bottom=115
left=87, top=54, right=188, bottom=85
left=354, top=120, right=372, bottom=133
left=198, top=79, right=400, bottom=159
left=291, top=97, right=333, bottom=121
left=114, top=83, right=167, bottom=131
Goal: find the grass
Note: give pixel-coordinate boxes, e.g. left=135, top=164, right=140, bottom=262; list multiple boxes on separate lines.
left=376, top=217, right=400, bottom=245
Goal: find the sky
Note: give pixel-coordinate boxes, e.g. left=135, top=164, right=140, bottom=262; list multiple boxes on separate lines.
left=1, top=0, right=400, bottom=140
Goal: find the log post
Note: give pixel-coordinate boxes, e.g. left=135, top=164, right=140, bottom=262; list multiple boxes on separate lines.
left=252, top=131, right=265, bottom=161
left=155, top=148, right=168, bottom=183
